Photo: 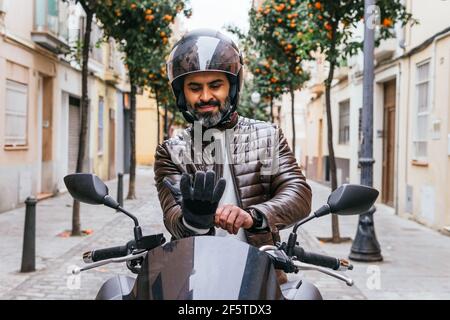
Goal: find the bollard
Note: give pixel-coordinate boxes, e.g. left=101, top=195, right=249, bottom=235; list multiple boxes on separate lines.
left=21, top=196, right=37, bottom=272
left=117, top=172, right=124, bottom=211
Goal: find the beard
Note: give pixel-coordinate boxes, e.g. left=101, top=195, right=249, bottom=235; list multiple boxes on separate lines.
left=187, top=97, right=232, bottom=128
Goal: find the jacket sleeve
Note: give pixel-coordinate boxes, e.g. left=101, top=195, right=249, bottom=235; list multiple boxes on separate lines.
left=247, top=127, right=312, bottom=234
left=154, top=143, right=210, bottom=239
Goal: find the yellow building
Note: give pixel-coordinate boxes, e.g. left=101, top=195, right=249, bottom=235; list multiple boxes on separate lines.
left=0, top=0, right=130, bottom=212
left=136, top=89, right=164, bottom=166
left=0, top=0, right=74, bottom=211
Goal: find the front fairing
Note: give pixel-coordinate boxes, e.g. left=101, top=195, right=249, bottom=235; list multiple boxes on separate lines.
left=130, top=236, right=282, bottom=300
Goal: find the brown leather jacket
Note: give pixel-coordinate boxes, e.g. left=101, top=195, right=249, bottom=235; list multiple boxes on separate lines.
left=154, top=114, right=312, bottom=248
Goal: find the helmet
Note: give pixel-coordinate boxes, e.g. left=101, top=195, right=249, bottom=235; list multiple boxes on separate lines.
left=166, top=28, right=244, bottom=124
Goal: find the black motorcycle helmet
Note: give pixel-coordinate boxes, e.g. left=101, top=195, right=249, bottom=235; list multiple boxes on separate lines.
left=166, top=29, right=244, bottom=125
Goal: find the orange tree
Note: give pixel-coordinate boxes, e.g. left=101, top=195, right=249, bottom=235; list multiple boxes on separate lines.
left=249, top=0, right=311, bottom=155
left=94, top=0, right=191, bottom=199
left=228, top=27, right=284, bottom=122
left=301, top=0, right=415, bottom=242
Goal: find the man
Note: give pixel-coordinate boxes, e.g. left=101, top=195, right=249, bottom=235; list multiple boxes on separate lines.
left=154, top=29, right=312, bottom=282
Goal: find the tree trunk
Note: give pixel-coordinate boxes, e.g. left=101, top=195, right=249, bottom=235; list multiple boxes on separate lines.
left=325, top=62, right=341, bottom=243
left=72, top=8, right=93, bottom=237
left=290, top=89, right=296, bottom=156
left=127, top=80, right=137, bottom=200
left=168, top=105, right=176, bottom=130
left=164, top=103, right=168, bottom=141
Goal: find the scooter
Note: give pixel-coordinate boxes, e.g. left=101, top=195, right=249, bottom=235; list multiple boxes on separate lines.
left=64, top=173, right=378, bottom=300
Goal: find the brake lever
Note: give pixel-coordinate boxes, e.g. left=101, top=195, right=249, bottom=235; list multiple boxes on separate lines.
left=292, top=260, right=354, bottom=286
left=72, top=251, right=147, bottom=275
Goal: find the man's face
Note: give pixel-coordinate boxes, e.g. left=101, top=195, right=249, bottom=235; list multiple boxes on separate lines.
left=183, top=71, right=231, bottom=128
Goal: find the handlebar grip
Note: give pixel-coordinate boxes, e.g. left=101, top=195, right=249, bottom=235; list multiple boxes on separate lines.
left=293, top=246, right=340, bottom=270
left=83, top=245, right=128, bottom=263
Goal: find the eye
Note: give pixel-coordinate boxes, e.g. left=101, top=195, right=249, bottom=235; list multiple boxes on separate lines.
left=210, top=84, right=221, bottom=90
left=189, top=86, right=201, bottom=92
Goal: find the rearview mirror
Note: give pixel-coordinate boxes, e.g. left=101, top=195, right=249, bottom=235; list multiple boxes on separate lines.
left=327, top=184, right=379, bottom=216
left=64, top=173, right=109, bottom=205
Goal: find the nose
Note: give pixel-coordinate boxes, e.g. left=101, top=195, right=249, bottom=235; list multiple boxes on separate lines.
left=199, top=87, right=214, bottom=103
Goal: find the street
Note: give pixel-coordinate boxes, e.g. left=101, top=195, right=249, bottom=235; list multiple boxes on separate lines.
left=1, top=167, right=449, bottom=300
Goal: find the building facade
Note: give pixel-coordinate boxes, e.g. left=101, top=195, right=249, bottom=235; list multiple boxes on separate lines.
left=291, top=0, right=450, bottom=232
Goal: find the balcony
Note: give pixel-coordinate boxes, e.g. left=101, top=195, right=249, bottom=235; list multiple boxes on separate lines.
left=31, top=0, right=69, bottom=54
left=104, top=68, right=120, bottom=85
left=375, top=37, right=397, bottom=63
left=334, top=66, right=350, bottom=82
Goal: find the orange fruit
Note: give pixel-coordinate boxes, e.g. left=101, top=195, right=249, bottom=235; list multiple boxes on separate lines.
left=315, top=2, right=322, bottom=10
left=277, top=18, right=282, bottom=23
left=145, top=9, right=152, bottom=15
left=383, top=18, right=393, bottom=27
left=145, top=14, right=154, bottom=21
left=131, top=3, right=137, bottom=10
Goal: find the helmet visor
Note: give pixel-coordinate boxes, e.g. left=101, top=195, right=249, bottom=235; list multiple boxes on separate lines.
left=167, top=35, right=242, bottom=83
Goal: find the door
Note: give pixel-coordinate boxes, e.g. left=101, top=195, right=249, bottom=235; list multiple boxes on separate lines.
left=382, top=80, right=396, bottom=206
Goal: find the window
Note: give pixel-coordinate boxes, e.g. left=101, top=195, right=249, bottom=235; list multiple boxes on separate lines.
left=98, top=97, right=104, bottom=153
left=338, top=100, right=350, bottom=144
left=413, top=61, right=430, bottom=160
left=4, top=80, right=28, bottom=147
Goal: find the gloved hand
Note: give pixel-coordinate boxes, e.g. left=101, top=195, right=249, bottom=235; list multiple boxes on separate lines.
left=164, top=170, right=226, bottom=230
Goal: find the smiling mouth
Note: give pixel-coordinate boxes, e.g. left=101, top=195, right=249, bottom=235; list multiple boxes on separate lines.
left=196, top=105, right=218, bottom=112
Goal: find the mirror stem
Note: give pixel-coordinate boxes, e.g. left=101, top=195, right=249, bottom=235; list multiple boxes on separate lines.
left=117, top=206, right=139, bottom=227
left=293, top=214, right=316, bottom=233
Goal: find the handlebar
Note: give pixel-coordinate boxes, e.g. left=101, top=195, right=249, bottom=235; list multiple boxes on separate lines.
left=83, top=245, right=129, bottom=263
left=293, top=246, right=341, bottom=270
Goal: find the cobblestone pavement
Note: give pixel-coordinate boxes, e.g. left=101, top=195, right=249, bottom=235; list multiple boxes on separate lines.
left=3, top=169, right=448, bottom=300
left=1, top=167, right=170, bottom=300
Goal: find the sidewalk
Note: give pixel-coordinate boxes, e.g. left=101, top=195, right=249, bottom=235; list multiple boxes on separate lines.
left=299, top=180, right=450, bottom=299
left=0, top=167, right=169, bottom=299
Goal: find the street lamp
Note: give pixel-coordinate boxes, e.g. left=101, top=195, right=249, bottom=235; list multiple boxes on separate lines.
left=349, top=0, right=382, bottom=262
left=251, top=91, right=261, bottom=104
left=251, top=91, right=261, bottom=118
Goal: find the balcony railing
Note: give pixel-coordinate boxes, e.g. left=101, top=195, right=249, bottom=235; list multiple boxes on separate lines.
left=32, top=0, right=69, bottom=54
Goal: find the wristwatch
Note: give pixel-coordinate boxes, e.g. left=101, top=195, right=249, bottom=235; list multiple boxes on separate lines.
left=247, top=208, right=264, bottom=229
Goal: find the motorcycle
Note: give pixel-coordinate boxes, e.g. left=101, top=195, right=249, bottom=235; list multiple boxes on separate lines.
left=64, top=173, right=378, bottom=300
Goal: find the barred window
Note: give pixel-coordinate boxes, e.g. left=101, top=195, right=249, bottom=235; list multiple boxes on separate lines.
left=338, top=100, right=350, bottom=145
left=4, top=80, right=28, bottom=147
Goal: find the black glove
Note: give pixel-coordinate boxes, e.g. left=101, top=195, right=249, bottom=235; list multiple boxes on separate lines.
left=164, top=170, right=226, bottom=230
